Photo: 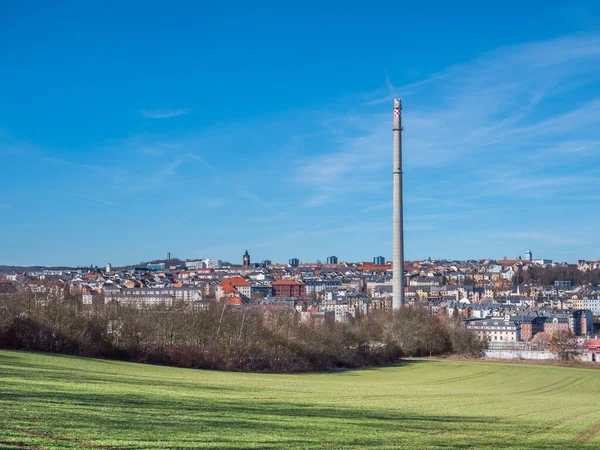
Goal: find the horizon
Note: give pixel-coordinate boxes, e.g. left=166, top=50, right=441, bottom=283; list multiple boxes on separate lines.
left=0, top=252, right=587, bottom=270
left=2, top=1, right=600, bottom=266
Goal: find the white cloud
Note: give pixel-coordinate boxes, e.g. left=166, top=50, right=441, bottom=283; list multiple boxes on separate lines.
left=290, top=34, right=600, bottom=211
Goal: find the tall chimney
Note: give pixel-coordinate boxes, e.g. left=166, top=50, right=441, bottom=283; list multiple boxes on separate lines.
left=392, top=99, right=405, bottom=309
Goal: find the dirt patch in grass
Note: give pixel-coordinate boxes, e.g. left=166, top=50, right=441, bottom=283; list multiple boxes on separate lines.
left=572, top=419, right=600, bottom=443
left=439, top=355, right=600, bottom=369
left=0, top=438, right=48, bottom=450
left=1, top=427, right=122, bottom=450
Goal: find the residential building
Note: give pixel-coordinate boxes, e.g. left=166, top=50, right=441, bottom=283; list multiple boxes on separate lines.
left=218, top=276, right=251, bottom=301
left=514, top=316, right=544, bottom=341
left=542, top=316, right=570, bottom=336
left=272, top=279, right=306, bottom=297
left=104, top=286, right=204, bottom=307
left=466, top=316, right=521, bottom=342
left=583, top=297, right=600, bottom=315
left=554, top=280, right=572, bottom=289
left=410, top=276, right=442, bottom=287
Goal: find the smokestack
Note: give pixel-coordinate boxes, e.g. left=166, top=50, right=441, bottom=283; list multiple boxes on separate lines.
left=392, top=99, right=405, bottom=309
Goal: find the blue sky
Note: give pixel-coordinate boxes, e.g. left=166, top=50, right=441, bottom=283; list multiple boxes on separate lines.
left=1, top=1, right=600, bottom=266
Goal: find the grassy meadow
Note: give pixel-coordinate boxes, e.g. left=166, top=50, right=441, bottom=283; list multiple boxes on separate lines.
left=0, top=350, right=599, bottom=449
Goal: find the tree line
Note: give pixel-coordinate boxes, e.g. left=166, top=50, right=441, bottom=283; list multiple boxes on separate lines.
left=513, top=266, right=600, bottom=286
left=0, top=283, right=485, bottom=372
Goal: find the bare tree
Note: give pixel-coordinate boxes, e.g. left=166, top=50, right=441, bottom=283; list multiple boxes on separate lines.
left=550, top=331, right=582, bottom=361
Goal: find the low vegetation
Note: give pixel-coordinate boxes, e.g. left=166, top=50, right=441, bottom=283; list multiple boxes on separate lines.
left=1, top=351, right=599, bottom=449
left=0, top=286, right=484, bottom=372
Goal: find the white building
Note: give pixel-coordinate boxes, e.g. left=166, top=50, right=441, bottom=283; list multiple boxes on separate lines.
left=466, top=316, right=521, bottom=342
left=104, top=287, right=204, bottom=308
left=202, top=259, right=222, bottom=269
left=532, top=259, right=552, bottom=265
left=583, top=298, right=600, bottom=315
left=186, top=259, right=222, bottom=270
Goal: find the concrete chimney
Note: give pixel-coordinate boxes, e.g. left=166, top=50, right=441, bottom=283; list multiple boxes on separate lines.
left=392, top=99, right=405, bottom=309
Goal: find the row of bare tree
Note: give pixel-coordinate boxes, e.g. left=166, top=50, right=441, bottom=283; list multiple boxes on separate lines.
left=0, top=284, right=485, bottom=372
left=513, top=265, right=600, bottom=286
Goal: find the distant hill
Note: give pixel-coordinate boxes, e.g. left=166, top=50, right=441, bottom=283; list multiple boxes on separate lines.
left=0, top=265, right=74, bottom=274
left=0, top=258, right=189, bottom=274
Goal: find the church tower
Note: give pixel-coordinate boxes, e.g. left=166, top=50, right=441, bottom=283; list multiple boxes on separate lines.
left=243, top=250, right=250, bottom=267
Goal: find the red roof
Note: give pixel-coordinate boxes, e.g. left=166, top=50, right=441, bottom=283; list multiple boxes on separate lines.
left=585, top=340, right=600, bottom=349
left=219, top=276, right=250, bottom=288
left=221, top=284, right=239, bottom=295
left=271, top=279, right=305, bottom=286
left=358, top=264, right=391, bottom=271
left=229, top=276, right=250, bottom=286
left=226, top=296, right=243, bottom=305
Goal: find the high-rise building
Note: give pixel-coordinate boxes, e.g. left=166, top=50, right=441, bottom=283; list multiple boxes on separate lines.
left=373, top=256, right=385, bottom=265
left=526, top=250, right=532, bottom=261
left=243, top=250, right=251, bottom=267
left=326, top=256, right=338, bottom=264
left=289, top=258, right=300, bottom=266
left=105, top=263, right=112, bottom=273
left=261, top=260, right=272, bottom=267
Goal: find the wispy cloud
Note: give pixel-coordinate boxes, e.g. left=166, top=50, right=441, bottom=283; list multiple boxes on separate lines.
left=141, top=109, right=191, bottom=119
left=302, top=193, right=330, bottom=208
left=291, top=34, right=600, bottom=214
left=43, top=157, right=102, bottom=172
left=236, top=190, right=278, bottom=213
left=359, top=202, right=392, bottom=213
left=188, top=153, right=217, bottom=171
left=75, top=194, right=123, bottom=208
left=497, top=231, right=582, bottom=246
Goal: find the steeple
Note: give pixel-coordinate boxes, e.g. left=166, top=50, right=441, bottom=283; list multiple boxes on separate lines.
left=243, top=250, right=250, bottom=267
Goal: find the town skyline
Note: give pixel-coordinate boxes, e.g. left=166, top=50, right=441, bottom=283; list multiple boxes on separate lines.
left=0, top=248, right=589, bottom=271
left=2, top=2, right=600, bottom=266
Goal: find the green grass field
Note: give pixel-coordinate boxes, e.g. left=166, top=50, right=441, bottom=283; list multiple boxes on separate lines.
left=0, top=351, right=599, bottom=449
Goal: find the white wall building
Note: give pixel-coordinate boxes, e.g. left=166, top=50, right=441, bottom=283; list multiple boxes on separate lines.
left=466, top=316, right=521, bottom=342
left=583, top=298, right=600, bottom=315
left=104, top=287, right=204, bottom=307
